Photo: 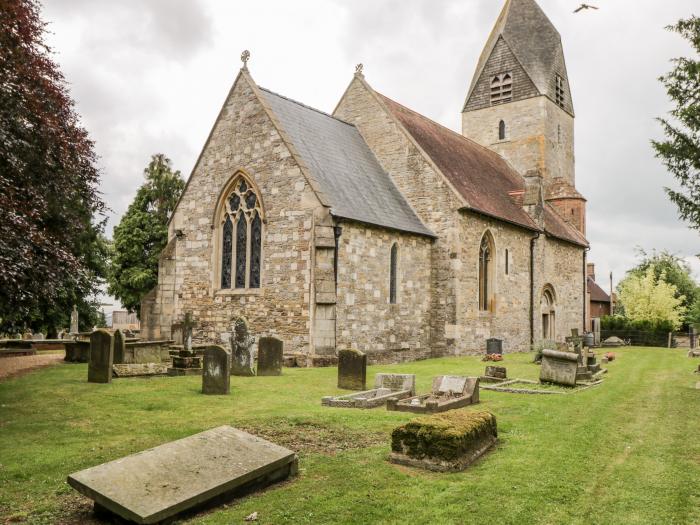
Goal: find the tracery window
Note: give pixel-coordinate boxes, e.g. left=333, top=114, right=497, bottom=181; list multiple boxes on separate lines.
left=479, top=232, right=495, bottom=311
left=499, top=120, right=506, bottom=141
left=390, top=243, right=398, bottom=304
left=220, top=177, right=263, bottom=289
left=555, top=75, right=565, bottom=108
left=490, top=72, right=512, bottom=103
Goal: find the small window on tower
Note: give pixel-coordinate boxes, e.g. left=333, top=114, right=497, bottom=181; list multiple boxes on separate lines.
left=498, top=120, right=506, bottom=141
left=490, top=72, right=512, bottom=104
left=555, top=75, right=565, bottom=108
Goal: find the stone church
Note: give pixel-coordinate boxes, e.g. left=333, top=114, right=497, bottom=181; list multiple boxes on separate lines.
left=141, top=0, right=589, bottom=363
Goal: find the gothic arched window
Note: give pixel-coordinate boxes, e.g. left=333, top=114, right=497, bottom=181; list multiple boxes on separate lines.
left=499, top=120, right=506, bottom=141
left=220, top=177, right=263, bottom=289
left=389, top=243, right=398, bottom=304
left=479, top=232, right=495, bottom=311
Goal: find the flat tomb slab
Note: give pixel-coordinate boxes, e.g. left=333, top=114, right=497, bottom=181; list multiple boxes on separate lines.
left=67, top=426, right=297, bottom=524
left=112, top=363, right=169, bottom=378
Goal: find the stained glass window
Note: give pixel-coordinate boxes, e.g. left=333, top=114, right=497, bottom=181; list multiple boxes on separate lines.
left=221, top=215, right=233, bottom=288
left=235, top=214, right=247, bottom=288
left=249, top=212, right=262, bottom=288
left=219, top=176, right=264, bottom=290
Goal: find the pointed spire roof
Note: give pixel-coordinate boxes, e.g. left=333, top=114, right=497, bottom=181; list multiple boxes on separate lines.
left=465, top=0, right=573, bottom=114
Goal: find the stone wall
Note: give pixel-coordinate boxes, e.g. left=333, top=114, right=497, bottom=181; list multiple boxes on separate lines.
left=335, top=221, right=433, bottom=362
left=334, top=76, right=464, bottom=357
left=143, top=71, right=322, bottom=354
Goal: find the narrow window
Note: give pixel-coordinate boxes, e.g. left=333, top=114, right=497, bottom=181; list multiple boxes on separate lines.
left=221, top=215, right=233, bottom=288
left=498, top=120, right=506, bottom=141
left=555, top=75, right=565, bottom=108
left=505, top=248, right=509, bottom=275
left=219, top=176, right=264, bottom=290
left=479, top=233, right=494, bottom=311
left=490, top=72, right=513, bottom=104
left=389, top=243, right=398, bottom=304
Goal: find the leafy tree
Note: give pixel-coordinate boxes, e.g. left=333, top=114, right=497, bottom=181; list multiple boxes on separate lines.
left=653, top=16, right=700, bottom=230
left=628, top=249, right=699, bottom=324
left=618, top=268, right=686, bottom=330
left=0, top=0, right=106, bottom=334
left=108, top=154, right=185, bottom=314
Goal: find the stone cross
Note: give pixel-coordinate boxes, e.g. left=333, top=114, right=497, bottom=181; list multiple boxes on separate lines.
left=70, top=305, right=79, bottom=334
left=230, top=318, right=256, bottom=376
left=182, top=312, right=196, bottom=353
left=241, top=49, right=250, bottom=68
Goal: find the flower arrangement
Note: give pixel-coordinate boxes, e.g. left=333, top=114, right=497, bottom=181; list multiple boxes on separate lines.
left=483, top=353, right=503, bottom=362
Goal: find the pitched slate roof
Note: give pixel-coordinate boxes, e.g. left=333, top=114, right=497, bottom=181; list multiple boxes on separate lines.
left=259, top=88, right=434, bottom=238
left=376, top=92, right=588, bottom=247
left=588, top=277, right=611, bottom=302
left=466, top=0, right=573, bottom=115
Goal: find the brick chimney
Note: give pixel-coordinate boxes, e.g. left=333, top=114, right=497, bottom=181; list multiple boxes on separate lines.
left=587, top=263, right=595, bottom=281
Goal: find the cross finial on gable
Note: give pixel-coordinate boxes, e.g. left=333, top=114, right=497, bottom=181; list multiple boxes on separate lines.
left=241, top=49, right=250, bottom=69
left=355, top=63, right=364, bottom=76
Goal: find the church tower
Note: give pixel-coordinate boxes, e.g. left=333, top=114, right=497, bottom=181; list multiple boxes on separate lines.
left=462, top=0, right=585, bottom=235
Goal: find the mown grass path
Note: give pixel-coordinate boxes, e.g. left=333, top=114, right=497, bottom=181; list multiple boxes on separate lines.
left=0, top=348, right=698, bottom=524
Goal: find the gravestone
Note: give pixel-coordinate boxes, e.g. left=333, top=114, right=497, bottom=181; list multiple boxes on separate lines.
left=540, top=349, right=579, bottom=387
left=322, top=373, right=416, bottom=409
left=230, top=318, right=255, bottom=376
left=202, top=345, right=231, bottom=395
left=337, top=349, right=367, bottom=390
left=486, top=338, right=503, bottom=355
left=485, top=366, right=507, bottom=379
left=67, top=426, right=298, bottom=525
left=113, top=329, right=126, bottom=364
left=70, top=304, right=79, bottom=334
left=89, top=329, right=114, bottom=384
left=112, top=363, right=169, bottom=378
left=22, top=330, right=32, bottom=340
left=33, top=332, right=45, bottom=340
left=168, top=312, right=203, bottom=376
left=387, top=376, right=480, bottom=414
left=257, top=337, right=283, bottom=376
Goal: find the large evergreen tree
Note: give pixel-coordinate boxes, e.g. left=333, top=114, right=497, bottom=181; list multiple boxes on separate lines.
left=108, top=154, right=185, bottom=314
left=0, top=0, right=107, bottom=334
left=653, top=16, right=700, bottom=230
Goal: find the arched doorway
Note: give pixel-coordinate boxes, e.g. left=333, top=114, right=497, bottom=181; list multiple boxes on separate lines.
left=541, top=286, right=556, bottom=340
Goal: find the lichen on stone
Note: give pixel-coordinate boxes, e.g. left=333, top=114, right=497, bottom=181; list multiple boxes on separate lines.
left=391, top=410, right=497, bottom=461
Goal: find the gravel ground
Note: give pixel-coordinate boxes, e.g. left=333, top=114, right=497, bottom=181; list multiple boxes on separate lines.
left=0, top=353, right=65, bottom=381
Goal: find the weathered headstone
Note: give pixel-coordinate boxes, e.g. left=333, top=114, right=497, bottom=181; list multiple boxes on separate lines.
left=112, top=363, right=169, bottom=378
left=22, top=331, right=32, bottom=340
left=257, top=337, right=283, bottom=376
left=168, top=312, right=203, bottom=376
left=486, top=338, right=503, bottom=355
left=67, top=426, right=298, bottom=525
left=322, top=373, right=416, bottom=409
left=202, top=345, right=231, bottom=395
left=32, top=332, right=45, bottom=340
left=337, top=349, right=367, bottom=390
left=540, top=349, right=578, bottom=387
left=113, top=329, right=126, bottom=364
left=230, top=318, right=255, bottom=377
left=485, top=366, right=507, bottom=379
left=387, top=376, right=480, bottom=414
left=183, top=311, right=195, bottom=352
left=89, top=329, right=114, bottom=384
left=70, top=304, right=79, bottom=334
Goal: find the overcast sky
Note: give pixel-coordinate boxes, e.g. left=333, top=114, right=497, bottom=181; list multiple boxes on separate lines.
left=41, top=0, right=698, bottom=307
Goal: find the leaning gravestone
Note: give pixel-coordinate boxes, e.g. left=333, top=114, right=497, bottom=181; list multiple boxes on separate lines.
left=540, top=349, right=579, bottom=387
left=257, top=337, right=283, bottom=376
left=337, top=349, right=367, bottom=390
left=89, top=329, right=114, bottom=384
left=230, top=318, right=255, bottom=376
left=202, top=346, right=231, bottom=395
left=67, top=426, right=298, bottom=525
left=113, top=329, right=126, bottom=364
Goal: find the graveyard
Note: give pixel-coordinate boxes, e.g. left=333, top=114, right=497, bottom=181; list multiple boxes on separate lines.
left=1, top=346, right=699, bottom=524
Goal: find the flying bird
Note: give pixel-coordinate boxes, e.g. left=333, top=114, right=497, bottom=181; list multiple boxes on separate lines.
left=574, top=3, right=599, bottom=13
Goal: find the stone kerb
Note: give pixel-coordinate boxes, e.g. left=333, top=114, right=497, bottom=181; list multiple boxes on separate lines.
left=88, top=329, right=114, bottom=384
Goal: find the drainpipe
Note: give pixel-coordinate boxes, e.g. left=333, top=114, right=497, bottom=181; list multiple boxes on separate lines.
left=529, top=232, right=540, bottom=345
left=583, top=247, right=590, bottom=333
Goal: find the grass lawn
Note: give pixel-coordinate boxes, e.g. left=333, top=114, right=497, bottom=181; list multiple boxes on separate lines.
left=1, top=347, right=699, bottom=525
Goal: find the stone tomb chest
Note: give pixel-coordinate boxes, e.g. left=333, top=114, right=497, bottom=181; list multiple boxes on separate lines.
left=67, top=426, right=297, bottom=524
left=322, top=373, right=416, bottom=409
left=387, top=376, right=480, bottom=414
left=540, top=349, right=579, bottom=387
